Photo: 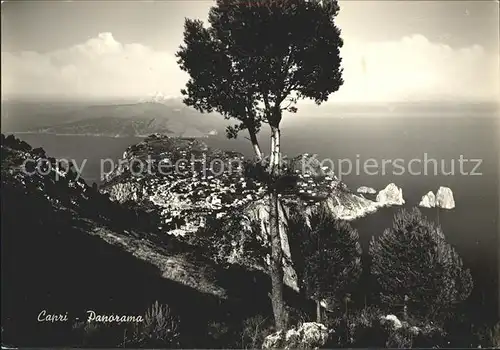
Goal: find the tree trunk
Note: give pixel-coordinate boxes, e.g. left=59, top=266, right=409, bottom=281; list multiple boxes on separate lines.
left=270, top=131, right=276, bottom=169
left=269, top=190, right=286, bottom=330
left=248, top=129, right=263, bottom=162
left=269, top=124, right=286, bottom=330
left=316, top=300, right=322, bottom=323
left=269, top=126, right=281, bottom=172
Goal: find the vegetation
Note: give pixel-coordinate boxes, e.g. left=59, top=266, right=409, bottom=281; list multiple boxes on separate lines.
left=193, top=211, right=269, bottom=269
left=288, top=207, right=362, bottom=323
left=178, top=0, right=345, bottom=330
left=0, top=133, right=495, bottom=348
left=122, top=301, right=180, bottom=348
left=0, top=134, right=262, bottom=348
left=1, top=1, right=496, bottom=348
left=369, top=208, right=473, bottom=321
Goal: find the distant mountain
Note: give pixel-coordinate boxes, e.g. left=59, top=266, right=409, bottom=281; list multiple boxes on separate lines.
left=138, top=91, right=181, bottom=104
left=2, top=99, right=228, bottom=137
left=31, top=115, right=175, bottom=137
left=1, top=100, right=94, bottom=132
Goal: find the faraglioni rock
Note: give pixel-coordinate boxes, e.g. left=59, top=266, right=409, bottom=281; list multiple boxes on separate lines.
left=436, top=186, right=455, bottom=209
left=376, top=183, right=405, bottom=206
left=357, top=186, right=377, bottom=194
left=419, top=191, right=436, bottom=208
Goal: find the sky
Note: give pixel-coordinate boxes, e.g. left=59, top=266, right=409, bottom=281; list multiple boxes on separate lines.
left=1, top=0, right=499, bottom=103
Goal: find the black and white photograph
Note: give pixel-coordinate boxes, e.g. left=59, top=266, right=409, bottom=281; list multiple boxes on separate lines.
left=1, top=0, right=499, bottom=348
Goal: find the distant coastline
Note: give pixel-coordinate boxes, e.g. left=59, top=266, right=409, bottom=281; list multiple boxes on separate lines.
left=6, top=131, right=212, bottom=139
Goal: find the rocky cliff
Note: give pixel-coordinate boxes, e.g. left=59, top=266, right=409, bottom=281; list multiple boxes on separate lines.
left=436, top=186, right=455, bottom=209
left=419, top=191, right=436, bottom=208
left=101, top=135, right=381, bottom=234
left=376, top=183, right=405, bottom=206
left=100, top=134, right=382, bottom=289
left=357, top=186, right=377, bottom=194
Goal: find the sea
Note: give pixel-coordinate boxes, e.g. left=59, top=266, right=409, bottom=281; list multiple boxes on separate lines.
left=11, top=107, right=500, bottom=317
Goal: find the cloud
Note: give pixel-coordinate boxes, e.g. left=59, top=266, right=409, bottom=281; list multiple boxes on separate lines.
left=1, top=32, right=188, bottom=99
left=333, top=34, right=499, bottom=102
left=1, top=32, right=499, bottom=102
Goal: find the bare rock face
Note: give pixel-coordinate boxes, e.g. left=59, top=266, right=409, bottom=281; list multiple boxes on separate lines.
left=419, top=191, right=436, bottom=208
left=376, top=183, right=405, bottom=206
left=357, top=186, right=377, bottom=194
left=436, top=186, right=455, bottom=209
left=262, top=322, right=330, bottom=349
left=323, top=192, right=379, bottom=220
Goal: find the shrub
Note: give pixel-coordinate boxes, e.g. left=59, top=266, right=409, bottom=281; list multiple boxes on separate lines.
left=72, top=320, right=125, bottom=347
left=324, top=306, right=402, bottom=347
left=369, top=208, right=473, bottom=320
left=122, top=301, right=180, bottom=348
left=473, top=322, right=500, bottom=348
left=240, top=315, right=274, bottom=349
left=491, top=322, right=500, bottom=348
left=287, top=206, right=362, bottom=322
left=323, top=307, right=449, bottom=348
left=206, top=315, right=273, bottom=349
left=206, top=320, right=231, bottom=347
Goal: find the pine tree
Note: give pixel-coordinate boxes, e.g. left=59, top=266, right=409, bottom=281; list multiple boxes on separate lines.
left=369, top=207, right=473, bottom=320
left=288, top=206, right=362, bottom=322
left=177, top=0, right=344, bottom=330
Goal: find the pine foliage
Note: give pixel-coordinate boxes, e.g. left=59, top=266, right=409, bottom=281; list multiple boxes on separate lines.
left=369, top=207, right=473, bottom=319
left=288, top=207, right=362, bottom=305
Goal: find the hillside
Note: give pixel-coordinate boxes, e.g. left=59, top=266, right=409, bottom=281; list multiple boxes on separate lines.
left=0, top=134, right=303, bottom=348
left=100, top=134, right=382, bottom=289
left=101, top=134, right=380, bottom=237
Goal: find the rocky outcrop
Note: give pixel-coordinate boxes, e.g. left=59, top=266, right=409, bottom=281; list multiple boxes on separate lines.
left=419, top=187, right=454, bottom=209
left=285, top=154, right=380, bottom=220
left=323, top=191, right=379, bottom=220
left=357, top=186, right=377, bottom=194
left=262, top=322, right=330, bottom=349
left=380, top=315, right=403, bottom=329
left=101, top=137, right=381, bottom=236
left=436, top=186, right=455, bottom=209
left=419, top=191, right=436, bottom=208
left=376, top=183, right=405, bottom=206
left=100, top=136, right=382, bottom=291
left=101, top=134, right=264, bottom=235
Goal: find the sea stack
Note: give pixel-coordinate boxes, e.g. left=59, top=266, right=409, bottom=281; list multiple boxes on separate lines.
left=436, top=186, right=455, bottom=209
left=419, top=191, right=436, bottom=208
left=376, top=183, right=405, bottom=206
left=357, top=186, right=377, bottom=194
